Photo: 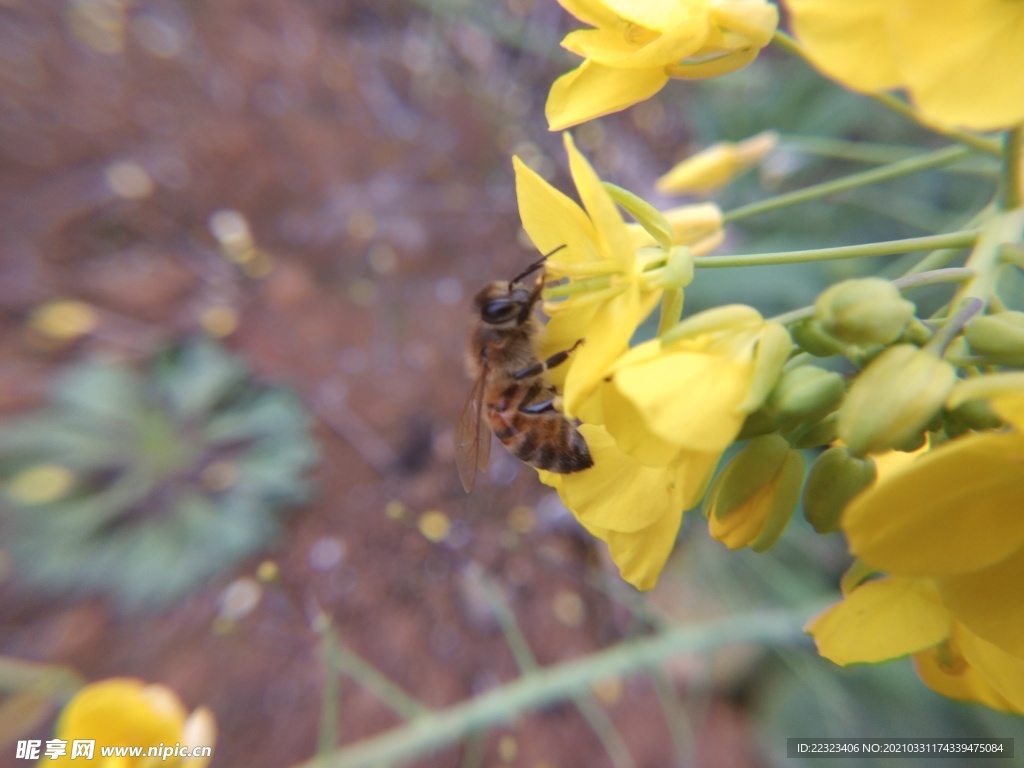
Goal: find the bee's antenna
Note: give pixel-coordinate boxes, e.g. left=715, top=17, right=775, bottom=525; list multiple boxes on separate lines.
left=509, top=244, right=566, bottom=287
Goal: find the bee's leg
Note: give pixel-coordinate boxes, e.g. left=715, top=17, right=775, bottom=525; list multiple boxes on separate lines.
left=512, top=339, right=584, bottom=381
left=518, top=381, right=557, bottom=414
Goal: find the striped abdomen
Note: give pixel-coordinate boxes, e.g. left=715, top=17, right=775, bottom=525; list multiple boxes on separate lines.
left=486, top=382, right=593, bottom=474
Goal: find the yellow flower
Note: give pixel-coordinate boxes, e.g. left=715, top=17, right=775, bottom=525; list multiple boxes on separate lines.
left=807, top=577, right=1024, bottom=714
left=515, top=133, right=695, bottom=417
left=597, top=305, right=791, bottom=466
left=785, top=0, right=1024, bottom=130
left=537, top=307, right=789, bottom=588
left=841, top=377, right=1024, bottom=657
left=540, top=423, right=710, bottom=590
left=655, top=131, right=778, bottom=194
left=48, top=678, right=216, bottom=766
left=28, top=299, right=98, bottom=341
left=548, top=0, right=779, bottom=130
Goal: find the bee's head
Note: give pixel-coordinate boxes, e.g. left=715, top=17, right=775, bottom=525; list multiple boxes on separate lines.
left=474, top=281, right=535, bottom=327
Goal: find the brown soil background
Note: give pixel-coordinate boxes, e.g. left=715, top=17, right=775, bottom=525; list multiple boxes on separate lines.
left=0, top=2, right=761, bottom=766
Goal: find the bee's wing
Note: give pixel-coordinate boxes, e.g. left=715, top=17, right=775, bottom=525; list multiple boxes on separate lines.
left=455, top=363, right=491, bottom=493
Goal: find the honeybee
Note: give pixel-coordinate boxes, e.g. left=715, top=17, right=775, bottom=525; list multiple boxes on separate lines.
left=456, top=251, right=593, bottom=492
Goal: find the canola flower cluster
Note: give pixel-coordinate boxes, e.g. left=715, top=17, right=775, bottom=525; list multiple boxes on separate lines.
left=514, top=0, right=1024, bottom=715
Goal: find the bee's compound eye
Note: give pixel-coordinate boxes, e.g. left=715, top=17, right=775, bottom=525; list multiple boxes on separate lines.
left=482, top=298, right=517, bottom=324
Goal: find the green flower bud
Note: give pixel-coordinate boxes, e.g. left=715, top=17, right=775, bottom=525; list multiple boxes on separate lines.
left=765, top=365, right=845, bottom=427
left=704, top=434, right=804, bottom=553
left=943, top=398, right=1004, bottom=438
left=791, top=319, right=845, bottom=357
left=803, top=446, right=876, bottom=534
left=739, top=322, right=793, bottom=413
left=788, top=413, right=839, bottom=449
left=815, top=278, right=915, bottom=346
left=965, top=311, right=1024, bottom=366
left=736, top=408, right=779, bottom=440
left=838, top=344, right=957, bottom=456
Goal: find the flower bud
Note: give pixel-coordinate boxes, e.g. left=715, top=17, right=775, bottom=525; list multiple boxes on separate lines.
left=838, top=345, right=957, bottom=456
left=814, top=278, right=915, bottom=346
left=655, top=131, right=779, bottom=194
left=704, top=434, right=804, bottom=552
left=803, top=446, right=876, bottom=533
left=965, top=311, right=1024, bottom=366
left=789, top=413, right=839, bottom=449
left=791, top=319, right=845, bottom=357
left=765, top=365, right=845, bottom=427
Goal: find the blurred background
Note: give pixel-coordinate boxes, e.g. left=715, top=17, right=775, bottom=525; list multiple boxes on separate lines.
left=1, top=1, right=1021, bottom=766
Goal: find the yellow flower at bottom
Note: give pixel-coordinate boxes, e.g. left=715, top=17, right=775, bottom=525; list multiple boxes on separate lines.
left=785, top=0, right=1024, bottom=130
left=48, top=678, right=215, bottom=767
left=841, top=384, right=1024, bottom=656
left=807, top=577, right=1024, bottom=714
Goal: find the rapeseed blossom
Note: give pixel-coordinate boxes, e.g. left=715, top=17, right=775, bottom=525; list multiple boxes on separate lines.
left=47, top=678, right=215, bottom=767
left=547, top=0, right=779, bottom=129
left=785, top=0, right=1024, bottom=130
left=538, top=306, right=790, bottom=589
left=515, top=133, right=711, bottom=417
left=807, top=577, right=1024, bottom=714
left=841, top=379, right=1024, bottom=657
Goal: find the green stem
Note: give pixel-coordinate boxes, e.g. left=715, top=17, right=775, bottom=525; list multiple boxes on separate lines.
left=543, top=276, right=612, bottom=301
left=693, top=230, right=979, bottom=269
left=723, top=145, right=973, bottom=224
left=1001, top=243, right=1024, bottom=270
left=476, top=574, right=635, bottom=768
left=924, top=298, right=984, bottom=356
left=952, top=209, right=1024, bottom=308
left=318, top=625, right=343, bottom=756
left=295, top=609, right=814, bottom=768
left=658, top=288, right=684, bottom=337
left=771, top=31, right=1001, bottom=157
left=781, top=136, right=924, bottom=165
left=319, top=623, right=426, bottom=721
left=1003, top=126, right=1023, bottom=210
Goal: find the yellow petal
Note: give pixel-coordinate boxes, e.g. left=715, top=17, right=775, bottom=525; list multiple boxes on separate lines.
left=665, top=45, right=760, bottom=79
left=938, top=545, right=1024, bottom=657
left=894, top=0, right=1024, bottom=130
left=557, top=0, right=628, bottom=28
left=785, top=0, right=902, bottom=92
left=564, top=20, right=708, bottom=69
left=610, top=342, right=751, bottom=452
left=993, top=393, right=1024, bottom=431
left=806, top=578, right=952, bottom=665
left=562, top=287, right=641, bottom=416
left=956, top=624, right=1024, bottom=713
left=563, top=133, right=633, bottom=270
left=513, top=155, right=597, bottom=266
left=556, top=423, right=680, bottom=533
left=586, top=499, right=685, bottom=590
left=709, top=0, right=779, bottom=47
left=601, top=0, right=706, bottom=32
left=675, top=448, right=721, bottom=510
left=601, top=375, right=684, bottom=465
left=914, top=624, right=1023, bottom=714
left=546, top=61, right=669, bottom=131
left=844, top=432, right=1024, bottom=576
left=57, top=678, right=187, bottom=745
